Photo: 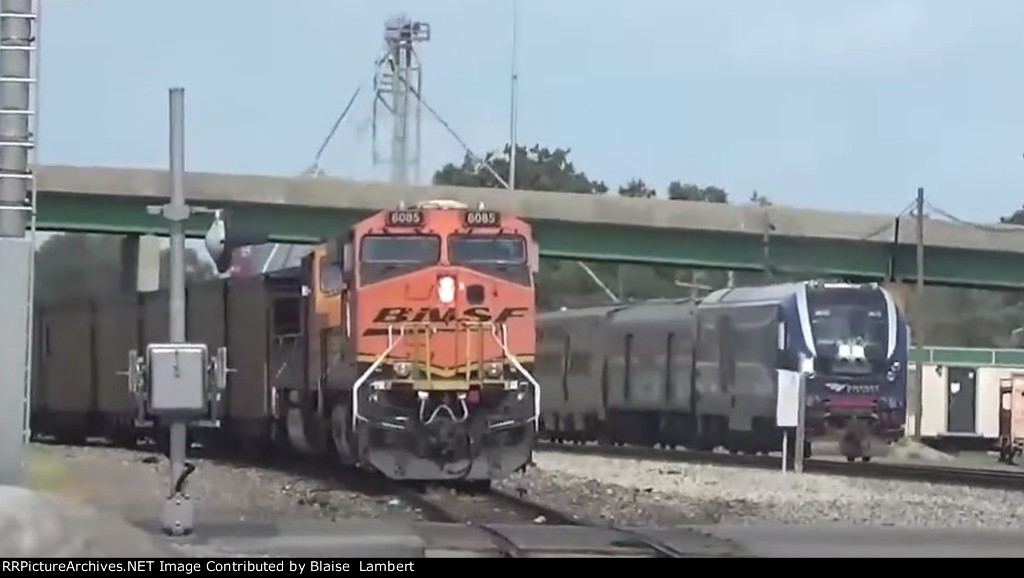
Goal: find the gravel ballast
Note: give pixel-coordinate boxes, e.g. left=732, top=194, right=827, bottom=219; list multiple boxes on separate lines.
left=30, top=442, right=1015, bottom=536
left=495, top=450, right=1024, bottom=529
left=26, top=443, right=421, bottom=525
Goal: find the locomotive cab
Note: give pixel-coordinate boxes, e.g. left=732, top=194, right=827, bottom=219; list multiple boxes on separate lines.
left=796, top=281, right=909, bottom=461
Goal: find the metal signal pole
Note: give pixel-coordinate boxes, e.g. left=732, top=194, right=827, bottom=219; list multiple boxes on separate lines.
left=911, top=186, right=925, bottom=440
left=508, top=0, right=519, bottom=191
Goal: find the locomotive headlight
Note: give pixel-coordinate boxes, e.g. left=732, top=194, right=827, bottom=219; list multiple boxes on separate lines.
left=484, top=362, right=503, bottom=378
left=393, top=361, right=412, bottom=377
left=891, top=361, right=901, bottom=372
left=799, top=357, right=815, bottom=375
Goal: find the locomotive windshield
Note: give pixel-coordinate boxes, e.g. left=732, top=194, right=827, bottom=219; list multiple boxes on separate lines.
left=449, top=235, right=526, bottom=264
left=807, top=287, right=888, bottom=366
left=360, top=235, right=440, bottom=264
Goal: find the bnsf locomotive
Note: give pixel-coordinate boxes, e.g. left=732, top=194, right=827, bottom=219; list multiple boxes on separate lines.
left=31, top=200, right=541, bottom=483
left=536, top=281, right=909, bottom=462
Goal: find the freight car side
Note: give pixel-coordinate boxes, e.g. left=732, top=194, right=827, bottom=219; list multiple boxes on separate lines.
left=535, top=307, right=615, bottom=442
left=29, top=276, right=291, bottom=454
left=32, top=301, right=97, bottom=444
left=536, top=300, right=703, bottom=447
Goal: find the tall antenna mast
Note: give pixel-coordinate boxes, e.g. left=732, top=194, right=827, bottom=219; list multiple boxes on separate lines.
left=372, top=14, right=430, bottom=184
left=508, top=0, right=519, bottom=190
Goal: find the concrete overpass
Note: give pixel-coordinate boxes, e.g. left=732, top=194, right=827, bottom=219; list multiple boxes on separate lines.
left=32, top=164, right=1024, bottom=289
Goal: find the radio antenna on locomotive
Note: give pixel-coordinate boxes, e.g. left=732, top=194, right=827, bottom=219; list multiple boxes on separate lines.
left=372, top=15, right=430, bottom=185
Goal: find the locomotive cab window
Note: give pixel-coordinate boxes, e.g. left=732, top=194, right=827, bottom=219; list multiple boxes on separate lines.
left=319, top=256, right=345, bottom=293
left=360, top=235, right=440, bottom=264
left=806, top=287, right=888, bottom=361
left=449, top=235, right=527, bottom=264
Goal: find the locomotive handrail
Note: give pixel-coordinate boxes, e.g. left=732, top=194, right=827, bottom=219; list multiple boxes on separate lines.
left=489, top=323, right=541, bottom=429
left=351, top=324, right=407, bottom=425
left=382, top=320, right=513, bottom=385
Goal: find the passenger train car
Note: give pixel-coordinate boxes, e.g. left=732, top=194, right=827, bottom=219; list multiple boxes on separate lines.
left=31, top=200, right=541, bottom=483
left=536, top=281, right=910, bottom=461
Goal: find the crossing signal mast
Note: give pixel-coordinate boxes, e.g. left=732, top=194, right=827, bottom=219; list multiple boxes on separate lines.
left=372, top=15, right=430, bottom=184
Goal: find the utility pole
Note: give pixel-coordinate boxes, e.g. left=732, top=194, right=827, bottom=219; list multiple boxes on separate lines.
left=911, top=186, right=925, bottom=440
left=508, top=0, right=519, bottom=190
left=762, top=209, right=774, bottom=283
left=503, top=0, right=617, bottom=305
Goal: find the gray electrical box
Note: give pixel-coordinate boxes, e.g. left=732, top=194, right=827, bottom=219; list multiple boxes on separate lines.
left=146, top=343, right=209, bottom=415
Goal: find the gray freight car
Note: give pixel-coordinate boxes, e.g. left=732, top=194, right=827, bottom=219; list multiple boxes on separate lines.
left=536, top=299, right=703, bottom=448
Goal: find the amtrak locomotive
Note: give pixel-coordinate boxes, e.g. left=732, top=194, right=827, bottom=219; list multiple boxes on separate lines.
left=536, top=280, right=910, bottom=462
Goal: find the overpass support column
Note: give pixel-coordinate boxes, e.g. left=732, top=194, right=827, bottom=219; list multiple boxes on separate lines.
left=120, top=235, right=161, bottom=293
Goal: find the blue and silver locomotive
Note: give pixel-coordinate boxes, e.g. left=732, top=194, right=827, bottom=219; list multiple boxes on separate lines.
left=773, top=280, right=909, bottom=460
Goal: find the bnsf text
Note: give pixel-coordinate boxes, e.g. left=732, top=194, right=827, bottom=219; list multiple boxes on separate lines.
left=372, top=306, right=528, bottom=324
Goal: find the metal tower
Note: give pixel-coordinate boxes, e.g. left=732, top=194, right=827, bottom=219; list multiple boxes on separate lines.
left=0, top=0, right=37, bottom=240
left=372, top=15, right=429, bottom=184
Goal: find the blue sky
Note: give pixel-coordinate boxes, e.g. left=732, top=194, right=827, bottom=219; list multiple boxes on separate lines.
left=40, top=0, right=1024, bottom=221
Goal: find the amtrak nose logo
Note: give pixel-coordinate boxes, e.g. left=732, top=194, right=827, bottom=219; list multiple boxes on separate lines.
left=438, top=276, right=456, bottom=304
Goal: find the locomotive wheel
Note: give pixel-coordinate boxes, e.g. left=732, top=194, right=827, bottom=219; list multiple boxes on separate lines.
left=861, top=456, right=871, bottom=462
left=330, top=404, right=355, bottom=465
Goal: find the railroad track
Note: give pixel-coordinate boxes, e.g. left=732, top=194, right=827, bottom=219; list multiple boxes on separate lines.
left=388, top=482, right=575, bottom=557
left=46, top=437, right=691, bottom=557
left=388, top=481, right=694, bottom=558
left=392, top=482, right=579, bottom=526
left=538, top=442, right=1024, bottom=491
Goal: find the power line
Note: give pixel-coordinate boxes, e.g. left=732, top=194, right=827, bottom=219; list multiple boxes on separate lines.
left=304, top=84, right=364, bottom=177
left=396, top=74, right=511, bottom=189
left=856, top=198, right=918, bottom=241
left=925, top=201, right=1024, bottom=233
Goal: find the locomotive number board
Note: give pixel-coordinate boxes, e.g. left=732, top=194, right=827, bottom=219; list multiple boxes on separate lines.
left=385, top=210, right=423, bottom=227
left=463, top=209, right=501, bottom=227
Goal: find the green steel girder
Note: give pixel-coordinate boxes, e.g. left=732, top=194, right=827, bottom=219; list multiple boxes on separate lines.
left=36, top=192, right=1024, bottom=289
left=911, top=346, right=1024, bottom=367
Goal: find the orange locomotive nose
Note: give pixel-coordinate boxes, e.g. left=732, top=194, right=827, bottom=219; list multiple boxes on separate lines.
left=390, top=270, right=515, bottom=384
left=344, top=199, right=539, bottom=482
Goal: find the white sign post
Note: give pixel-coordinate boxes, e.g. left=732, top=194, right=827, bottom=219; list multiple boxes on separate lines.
left=794, top=372, right=806, bottom=474
left=776, top=369, right=802, bottom=473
